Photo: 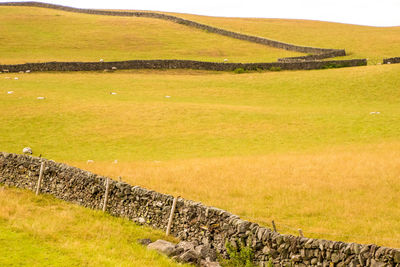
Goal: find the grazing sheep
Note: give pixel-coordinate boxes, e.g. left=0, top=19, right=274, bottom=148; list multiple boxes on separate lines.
left=7, top=91, right=14, bottom=94
left=111, top=66, right=117, bottom=70
left=110, top=92, right=117, bottom=95
left=26, top=70, right=31, bottom=73
left=14, top=77, right=19, bottom=80
left=87, top=160, right=94, bottom=164
left=100, top=59, right=104, bottom=62
left=37, top=96, right=45, bottom=100
left=224, top=59, right=228, bottom=62
left=23, top=147, right=33, bottom=154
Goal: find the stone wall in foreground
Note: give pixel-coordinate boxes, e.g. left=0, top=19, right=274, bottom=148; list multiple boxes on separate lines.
left=0, top=1, right=345, bottom=58
left=0, top=59, right=367, bottom=73
left=1, top=152, right=399, bottom=266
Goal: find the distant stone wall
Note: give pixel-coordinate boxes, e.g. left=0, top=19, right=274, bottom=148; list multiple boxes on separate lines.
left=1, top=152, right=399, bottom=266
left=277, top=51, right=345, bottom=62
left=0, top=59, right=367, bottom=73
left=0, top=1, right=346, bottom=58
left=383, top=57, right=400, bottom=64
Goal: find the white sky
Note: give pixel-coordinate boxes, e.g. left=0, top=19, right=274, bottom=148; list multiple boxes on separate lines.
left=2, top=0, right=400, bottom=26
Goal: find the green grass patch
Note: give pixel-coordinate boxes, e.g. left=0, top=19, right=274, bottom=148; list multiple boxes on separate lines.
left=0, top=187, right=187, bottom=267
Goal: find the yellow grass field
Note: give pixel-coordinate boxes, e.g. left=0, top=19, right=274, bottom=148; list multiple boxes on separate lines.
left=0, top=186, right=187, bottom=266
left=1, top=3, right=400, bottom=258
left=169, top=13, right=400, bottom=64
left=77, top=142, right=400, bottom=248
left=0, top=6, right=302, bottom=64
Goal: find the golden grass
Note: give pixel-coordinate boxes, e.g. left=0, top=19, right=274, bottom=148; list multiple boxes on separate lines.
left=0, top=6, right=303, bottom=64
left=166, top=13, right=400, bottom=64
left=1, top=4, right=400, bottom=253
left=0, top=187, right=186, bottom=266
left=75, top=142, right=400, bottom=248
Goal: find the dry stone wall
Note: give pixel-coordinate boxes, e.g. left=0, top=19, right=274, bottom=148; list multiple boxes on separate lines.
left=0, top=59, right=367, bottom=73
left=1, top=152, right=399, bottom=266
left=383, top=57, right=400, bottom=64
left=0, top=1, right=345, bottom=58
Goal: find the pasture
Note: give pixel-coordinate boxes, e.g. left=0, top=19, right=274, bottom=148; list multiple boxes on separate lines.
left=0, top=4, right=400, bottom=263
left=0, top=186, right=185, bottom=266
left=1, top=64, right=400, bottom=247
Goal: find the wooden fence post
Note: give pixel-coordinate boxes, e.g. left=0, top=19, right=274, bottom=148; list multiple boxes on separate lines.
left=35, top=162, right=45, bottom=195
left=166, top=196, right=178, bottom=236
left=298, top=229, right=304, bottom=237
left=103, top=178, right=110, bottom=212
left=272, top=220, right=277, bottom=232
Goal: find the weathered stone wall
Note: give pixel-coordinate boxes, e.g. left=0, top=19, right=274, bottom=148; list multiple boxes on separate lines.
left=0, top=1, right=346, bottom=58
left=1, top=152, right=399, bottom=266
left=0, top=59, right=367, bottom=73
left=383, top=57, right=400, bottom=64
left=277, top=51, right=346, bottom=62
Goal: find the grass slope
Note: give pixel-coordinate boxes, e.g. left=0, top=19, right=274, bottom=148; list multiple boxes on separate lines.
left=1, top=4, right=400, bottom=251
left=169, top=13, right=400, bottom=64
left=0, top=6, right=303, bottom=64
left=1, top=64, right=400, bottom=247
left=0, top=186, right=187, bottom=267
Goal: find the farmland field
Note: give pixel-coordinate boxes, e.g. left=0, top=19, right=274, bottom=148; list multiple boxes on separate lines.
left=0, top=6, right=302, bottom=64
left=0, top=186, right=186, bottom=266
left=1, top=3, right=400, bottom=259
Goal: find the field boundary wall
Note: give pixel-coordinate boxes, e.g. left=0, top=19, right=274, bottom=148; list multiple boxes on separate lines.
left=0, top=59, right=367, bottom=73
left=383, top=57, right=400, bottom=64
left=1, top=152, right=399, bottom=266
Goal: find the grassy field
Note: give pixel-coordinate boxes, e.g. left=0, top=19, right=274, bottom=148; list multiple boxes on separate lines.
left=168, top=13, right=400, bottom=64
left=1, top=64, right=400, bottom=247
left=0, top=186, right=187, bottom=266
left=105, top=9, right=400, bottom=63
left=1, top=4, right=400, bottom=260
left=0, top=6, right=303, bottom=64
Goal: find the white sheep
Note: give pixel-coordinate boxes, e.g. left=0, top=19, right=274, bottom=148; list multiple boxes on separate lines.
left=87, top=160, right=94, bottom=164
left=224, top=59, right=228, bottom=62
left=23, top=147, right=33, bottom=154
left=100, top=59, right=104, bottom=62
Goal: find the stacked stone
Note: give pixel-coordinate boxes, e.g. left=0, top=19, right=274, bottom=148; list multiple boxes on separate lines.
left=0, top=59, right=367, bottom=73
left=383, top=57, right=400, bottom=64
left=1, top=152, right=399, bottom=266
left=145, top=239, right=219, bottom=266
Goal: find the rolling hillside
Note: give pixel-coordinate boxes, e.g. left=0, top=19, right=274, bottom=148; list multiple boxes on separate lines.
left=0, top=187, right=186, bottom=266
left=0, top=6, right=303, bottom=64
left=171, top=13, right=400, bottom=64
left=1, top=2, right=400, bottom=259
